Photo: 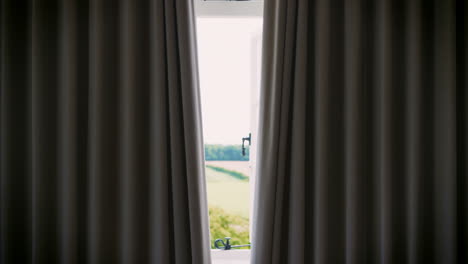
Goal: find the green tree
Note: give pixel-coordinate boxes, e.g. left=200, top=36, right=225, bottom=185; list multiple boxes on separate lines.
left=204, top=144, right=249, bottom=161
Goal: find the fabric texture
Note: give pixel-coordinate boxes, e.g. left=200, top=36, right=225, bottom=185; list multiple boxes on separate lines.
left=0, top=0, right=212, bottom=263
left=252, top=0, right=466, bottom=263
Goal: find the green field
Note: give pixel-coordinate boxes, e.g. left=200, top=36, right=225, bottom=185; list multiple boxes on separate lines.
left=205, top=164, right=250, bottom=247
left=205, top=166, right=250, bottom=218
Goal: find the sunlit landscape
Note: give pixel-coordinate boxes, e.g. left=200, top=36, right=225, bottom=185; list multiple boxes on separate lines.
left=205, top=161, right=250, bottom=247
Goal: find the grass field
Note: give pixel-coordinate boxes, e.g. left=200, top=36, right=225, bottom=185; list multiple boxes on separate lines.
left=205, top=165, right=250, bottom=218
left=205, top=161, right=251, bottom=177
left=205, top=163, right=251, bottom=247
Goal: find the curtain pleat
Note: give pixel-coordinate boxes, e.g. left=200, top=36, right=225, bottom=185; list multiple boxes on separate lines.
left=253, top=0, right=466, bottom=263
left=0, top=0, right=212, bottom=263
left=1, top=1, right=33, bottom=263
left=458, top=3, right=468, bottom=263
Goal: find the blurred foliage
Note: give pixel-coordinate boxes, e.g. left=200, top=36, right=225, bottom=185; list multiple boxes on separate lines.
left=206, top=165, right=249, bottom=181
left=209, top=206, right=250, bottom=249
left=205, top=144, right=249, bottom=161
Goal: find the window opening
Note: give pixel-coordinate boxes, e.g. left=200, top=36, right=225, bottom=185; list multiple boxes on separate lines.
left=196, top=16, right=262, bottom=253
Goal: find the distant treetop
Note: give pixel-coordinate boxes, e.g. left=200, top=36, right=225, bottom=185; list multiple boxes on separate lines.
left=204, top=144, right=249, bottom=161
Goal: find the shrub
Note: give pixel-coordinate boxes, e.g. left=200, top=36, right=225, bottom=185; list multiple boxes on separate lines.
left=209, top=205, right=250, bottom=249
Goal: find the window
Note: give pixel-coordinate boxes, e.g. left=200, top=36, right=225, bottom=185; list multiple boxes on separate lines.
left=196, top=0, right=263, bottom=17
left=195, top=1, right=263, bottom=263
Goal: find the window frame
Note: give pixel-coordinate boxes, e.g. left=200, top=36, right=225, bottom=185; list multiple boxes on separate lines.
left=211, top=249, right=251, bottom=263
left=195, top=0, right=263, bottom=18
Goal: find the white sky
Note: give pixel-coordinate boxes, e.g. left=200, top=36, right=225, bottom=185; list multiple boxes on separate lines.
left=196, top=18, right=263, bottom=145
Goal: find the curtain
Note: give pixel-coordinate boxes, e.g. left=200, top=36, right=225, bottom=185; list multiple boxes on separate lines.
left=253, top=0, right=466, bottom=263
left=0, top=0, right=212, bottom=263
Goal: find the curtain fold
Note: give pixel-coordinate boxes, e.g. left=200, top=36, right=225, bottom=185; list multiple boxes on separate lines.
left=0, top=0, right=212, bottom=263
left=253, top=0, right=466, bottom=263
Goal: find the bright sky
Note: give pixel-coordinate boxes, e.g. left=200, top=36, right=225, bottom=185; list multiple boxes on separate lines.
left=196, top=18, right=263, bottom=145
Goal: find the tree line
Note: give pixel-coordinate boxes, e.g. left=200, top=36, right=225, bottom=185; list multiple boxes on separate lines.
left=204, top=144, right=249, bottom=161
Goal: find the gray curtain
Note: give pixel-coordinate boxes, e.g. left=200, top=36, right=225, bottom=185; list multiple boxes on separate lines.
left=253, top=0, right=466, bottom=263
left=0, top=0, right=212, bottom=263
